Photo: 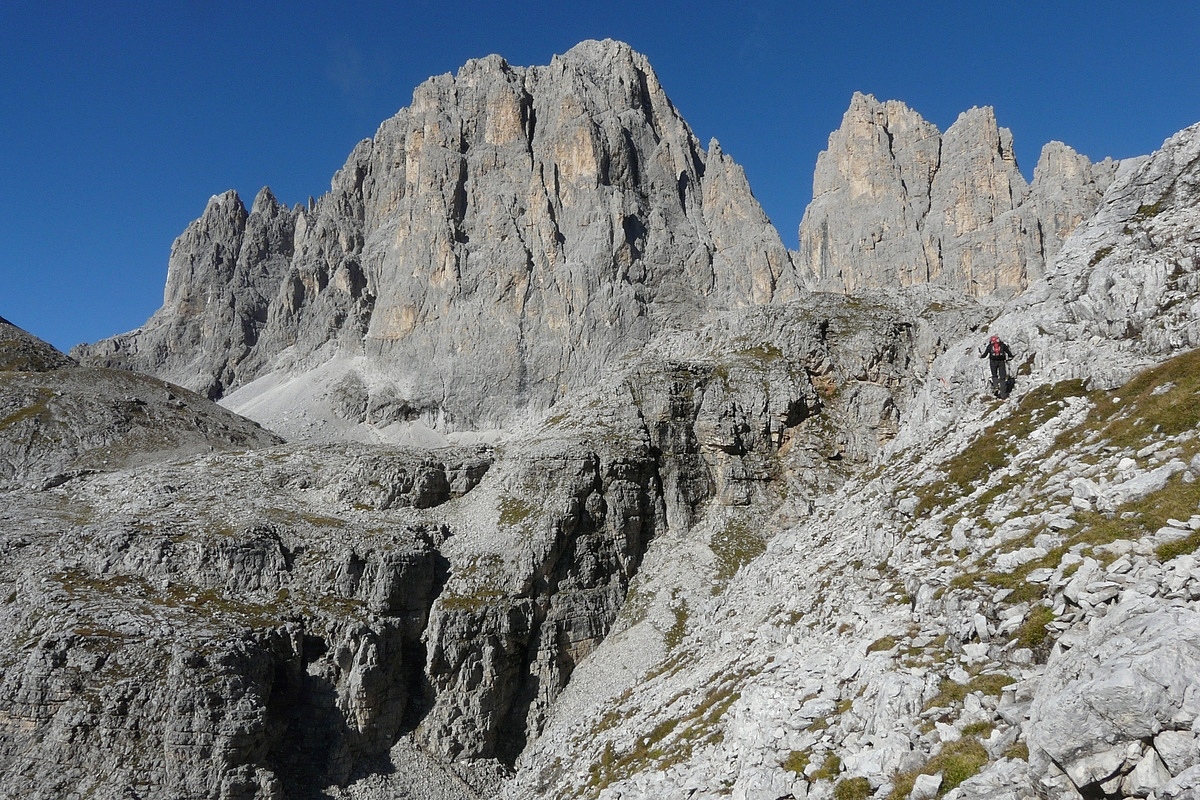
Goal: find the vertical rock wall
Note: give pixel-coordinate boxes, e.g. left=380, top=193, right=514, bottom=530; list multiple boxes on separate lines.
left=799, top=92, right=1118, bottom=299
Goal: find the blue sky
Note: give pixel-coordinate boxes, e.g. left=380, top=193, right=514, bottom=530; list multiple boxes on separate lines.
left=3, top=1, right=1198, bottom=351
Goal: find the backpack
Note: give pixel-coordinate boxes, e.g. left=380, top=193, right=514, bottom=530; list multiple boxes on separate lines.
left=990, top=339, right=1003, bottom=357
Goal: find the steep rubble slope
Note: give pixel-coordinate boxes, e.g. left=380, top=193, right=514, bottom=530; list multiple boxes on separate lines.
left=798, top=93, right=1118, bottom=299
left=75, top=40, right=799, bottom=438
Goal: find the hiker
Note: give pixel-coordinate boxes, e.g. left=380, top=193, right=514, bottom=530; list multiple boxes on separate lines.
left=979, top=334, right=1014, bottom=397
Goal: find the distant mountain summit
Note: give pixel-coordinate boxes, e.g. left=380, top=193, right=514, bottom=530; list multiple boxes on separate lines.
left=798, top=92, right=1119, bottom=298
left=75, top=39, right=799, bottom=441
left=70, top=43, right=1149, bottom=448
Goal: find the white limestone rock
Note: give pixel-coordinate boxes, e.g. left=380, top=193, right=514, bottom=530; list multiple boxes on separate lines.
left=1027, top=595, right=1200, bottom=795
left=798, top=94, right=1111, bottom=300
left=76, top=41, right=800, bottom=438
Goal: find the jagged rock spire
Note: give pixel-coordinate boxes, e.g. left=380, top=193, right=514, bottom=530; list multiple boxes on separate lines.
left=799, top=92, right=1115, bottom=299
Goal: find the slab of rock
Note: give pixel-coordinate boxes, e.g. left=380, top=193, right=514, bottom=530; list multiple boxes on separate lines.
left=1027, top=595, right=1200, bottom=795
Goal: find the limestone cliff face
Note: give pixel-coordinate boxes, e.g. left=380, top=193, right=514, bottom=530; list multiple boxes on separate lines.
left=76, top=40, right=799, bottom=431
left=799, top=92, right=1118, bottom=298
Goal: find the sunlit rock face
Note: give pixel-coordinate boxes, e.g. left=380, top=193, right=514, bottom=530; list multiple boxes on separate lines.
left=76, top=39, right=799, bottom=437
left=799, top=92, right=1117, bottom=299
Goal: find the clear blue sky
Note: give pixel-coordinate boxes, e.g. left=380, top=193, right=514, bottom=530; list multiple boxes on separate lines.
left=3, top=1, right=1198, bottom=352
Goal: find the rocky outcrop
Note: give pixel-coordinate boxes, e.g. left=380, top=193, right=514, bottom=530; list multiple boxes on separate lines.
left=76, top=40, right=800, bottom=435
left=1042, top=121, right=1200, bottom=353
left=1028, top=594, right=1200, bottom=798
left=799, top=93, right=1118, bottom=299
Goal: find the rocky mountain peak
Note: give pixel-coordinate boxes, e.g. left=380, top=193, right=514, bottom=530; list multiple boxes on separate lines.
left=799, top=94, right=1112, bottom=300
left=76, top=40, right=799, bottom=440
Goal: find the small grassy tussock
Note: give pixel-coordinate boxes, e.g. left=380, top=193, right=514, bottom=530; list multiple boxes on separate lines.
left=833, top=776, right=872, bottom=800
left=783, top=750, right=810, bottom=775
left=812, top=752, right=842, bottom=781
left=735, top=343, right=784, bottom=363
left=436, top=588, right=507, bottom=612
left=711, top=518, right=766, bottom=582
left=1013, top=605, right=1057, bottom=651
left=866, top=634, right=899, bottom=654
left=887, top=736, right=989, bottom=799
left=961, top=720, right=994, bottom=738
left=969, top=671, right=1015, bottom=697
left=1004, top=741, right=1030, bottom=761
left=924, top=672, right=1014, bottom=716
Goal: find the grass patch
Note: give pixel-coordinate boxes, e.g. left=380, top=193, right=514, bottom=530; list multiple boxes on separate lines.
left=0, top=386, right=55, bottom=430
left=711, top=518, right=766, bottom=581
left=1158, top=529, right=1200, bottom=561
left=783, top=750, right=810, bottom=775
left=924, top=678, right=968, bottom=711
left=1089, top=245, right=1115, bottom=267
left=436, top=589, right=507, bottom=612
left=969, top=672, right=1015, bottom=697
left=735, top=343, right=784, bottom=363
left=1013, top=605, right=1057, bottom=650
left=888, top=771, right=916, bottom=800
left=867, top=634, right=899, bottom=654
left=924, top=672, right=1014, bottom=715
left=665, top=597, right=689, bottom=650
left=833, top=777, right=872, bottom=800
left=930, top=737, right=989, bottom=793
left=498, top=494, right=536, bottom=527
left=1069, top=348, right=1200, bottom=452
left=958, top=463, right=1200, bottom=605
left=1132, top=198, right=1167, bottom=221
left=888, top=737, right=989, bottom=799
left=961, top=720, right=994, bottom=738
left=1004, top=741, right=1030, bottom=761
left=812, top=753, right=841, bottom=781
